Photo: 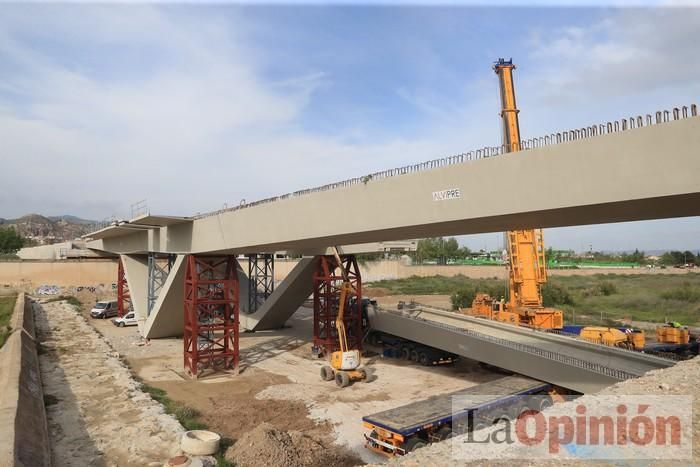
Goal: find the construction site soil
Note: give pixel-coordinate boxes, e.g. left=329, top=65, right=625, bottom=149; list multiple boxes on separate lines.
left=225, top=422, right=358, bottom=467
left=37, top=290, right=698, bottom=466
left=73, top=291, right=496, bottom=465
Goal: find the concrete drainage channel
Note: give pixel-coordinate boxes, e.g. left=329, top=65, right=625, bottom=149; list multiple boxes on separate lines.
left=0, top=293, right=52, bottom=466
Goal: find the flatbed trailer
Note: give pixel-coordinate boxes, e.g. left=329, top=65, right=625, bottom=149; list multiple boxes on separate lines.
left=367, top=331, right=459, bottom=366
left=363, top=375, right=554, bottom=456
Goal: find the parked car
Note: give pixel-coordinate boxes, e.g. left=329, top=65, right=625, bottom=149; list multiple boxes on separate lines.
left=112, top=312, right=137, bottom=327
left=90, top=300, right=119, bottom=319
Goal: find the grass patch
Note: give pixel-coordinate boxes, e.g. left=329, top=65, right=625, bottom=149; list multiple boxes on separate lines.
left=140, top=383, right=207, bottom=431
left=140, top=382, right=234, bottom=464
left=0, top=295, right=16, bottom=348
left=44, top=295, right=82, bottom=308
left=367, top=272, right=700, bottom=326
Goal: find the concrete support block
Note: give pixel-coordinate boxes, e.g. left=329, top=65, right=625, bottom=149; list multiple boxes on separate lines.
left=120, top=254, right=149, bottom=333
left=142, top=255, right=186, bottom=339
left=142, top=256, right=251, bottom=339
left=241, top=256, right=318, bottom=331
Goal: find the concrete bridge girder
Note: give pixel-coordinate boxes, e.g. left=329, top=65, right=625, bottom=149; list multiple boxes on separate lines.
left=88, top=117, right=700, bottom=257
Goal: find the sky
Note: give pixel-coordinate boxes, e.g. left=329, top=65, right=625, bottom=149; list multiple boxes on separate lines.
left=0, top=1, right=699, bottom=252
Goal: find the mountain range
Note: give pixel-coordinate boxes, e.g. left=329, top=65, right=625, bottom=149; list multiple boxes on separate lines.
left=0, top=214, right=96, bottom=243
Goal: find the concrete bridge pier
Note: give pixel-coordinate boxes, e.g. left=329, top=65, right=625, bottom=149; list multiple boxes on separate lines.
left=239, top=256, right=318, bottom=331
left=133, top=255, right=251, bottom=339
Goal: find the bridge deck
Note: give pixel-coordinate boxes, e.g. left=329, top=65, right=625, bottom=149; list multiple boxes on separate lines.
left=369, top=306, right=674, bottom=393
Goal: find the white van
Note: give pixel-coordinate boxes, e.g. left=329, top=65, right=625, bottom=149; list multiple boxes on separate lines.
left=112, top=312, right=137, bottom=327
left=90, top=300, right=119, bottom=319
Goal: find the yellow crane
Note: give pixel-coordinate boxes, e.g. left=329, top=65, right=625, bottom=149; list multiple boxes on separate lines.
left=467, top=59, right=563, bottom=330
left=320, top=248, right=368, bottom=387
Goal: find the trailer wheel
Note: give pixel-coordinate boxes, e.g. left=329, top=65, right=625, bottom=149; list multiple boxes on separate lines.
left=320, top=366, right=335, bottom=381
left=536, top=396, right=553, bottom=412
left=418, top=352, right=430, bottom=366
left=410, top=349, right=420, bottom=362
left=335, top=371, right=350, bottom=388
left=472, top=417, right=489, bottom=431
left=508, top=401, right=526, bottom=419
left=400, top=346, right=412, bottom=360
left=402, top=437, right=427, bottom=452
left=436, top=426, right=453, bottom=441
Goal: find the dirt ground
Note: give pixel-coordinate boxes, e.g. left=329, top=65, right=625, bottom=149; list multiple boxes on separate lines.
left=79, top=290, right=496, bottom=464
left=35, top=299, right=184, bottom=466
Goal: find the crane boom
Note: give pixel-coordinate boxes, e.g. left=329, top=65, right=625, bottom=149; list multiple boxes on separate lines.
left=494, top=58, right=547, bottom=309
left=489, top=58, right=562, bottom=329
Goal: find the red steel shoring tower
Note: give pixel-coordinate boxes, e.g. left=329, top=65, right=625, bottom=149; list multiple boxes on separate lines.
left=183, top=255, right=240, bottom=378
left=312, top=255, right=363, bottom=356
left=116, top=257, right=131, bottom=318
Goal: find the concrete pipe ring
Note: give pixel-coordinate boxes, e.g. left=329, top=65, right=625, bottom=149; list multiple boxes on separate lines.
left=181, top=430, right=221, bottom=456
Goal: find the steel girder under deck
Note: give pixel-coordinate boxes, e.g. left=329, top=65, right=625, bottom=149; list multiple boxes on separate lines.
left=247, top=253, right=274, bottom=313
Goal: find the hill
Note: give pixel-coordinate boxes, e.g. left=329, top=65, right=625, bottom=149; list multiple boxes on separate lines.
left=0, top=214, right=95, bottom=244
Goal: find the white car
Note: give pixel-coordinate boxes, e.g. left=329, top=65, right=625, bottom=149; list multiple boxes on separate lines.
left=112, top=312, right=137, bottom=327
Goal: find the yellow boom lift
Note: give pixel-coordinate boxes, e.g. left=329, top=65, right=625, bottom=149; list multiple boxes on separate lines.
left=320, top=248, right=368, bottom=388
left=466, top=59, right=563, bottom=330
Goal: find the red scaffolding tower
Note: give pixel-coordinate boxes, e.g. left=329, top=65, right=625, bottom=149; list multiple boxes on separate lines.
left=117, top=257, right=131, bottom=318
left=312, top=255, right=363, bottom=357
left=183, top=255, right=240, bottom=379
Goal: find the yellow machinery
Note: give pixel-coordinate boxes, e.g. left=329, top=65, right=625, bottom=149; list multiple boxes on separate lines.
left=465, top=59, right=563, bottom=330
left=656, top=323, right=690, bottom=345
left=320, top=248, right=367, bottom=388
left=580, top=326, right=646, bottom=350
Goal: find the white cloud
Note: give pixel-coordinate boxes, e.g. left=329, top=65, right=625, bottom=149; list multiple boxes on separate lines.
left=0, top=5, right=698, bottom=251
left=523, top=7, right=700, bottom=117
left=0, top=4, right=500, bottom=220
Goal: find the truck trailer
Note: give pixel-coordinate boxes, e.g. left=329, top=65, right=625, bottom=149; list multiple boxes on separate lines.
left=363, top=375, right=556, bottom=456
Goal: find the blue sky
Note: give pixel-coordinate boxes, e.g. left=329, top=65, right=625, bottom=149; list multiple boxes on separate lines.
left=0, top=3, right=698, bottom=251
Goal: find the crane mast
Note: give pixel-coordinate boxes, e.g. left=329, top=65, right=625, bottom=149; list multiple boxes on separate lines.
left=491, top=59, right=561, bottom=329
left=494, top=58, right=547, bottom=310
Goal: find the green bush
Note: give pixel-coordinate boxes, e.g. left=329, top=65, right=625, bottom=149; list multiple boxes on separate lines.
left=541, top=283, right=574, bottom=306
left=661, top=285, right=700, bottom=302
left=450, top=282, right=505, bottom=310
left=450, top=285, right=478, bottom=310
left=598, top=281, right=618, bottom=296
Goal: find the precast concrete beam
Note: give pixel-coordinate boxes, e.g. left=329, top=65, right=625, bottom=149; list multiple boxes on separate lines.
left=88, top=117, right=700, bottom=256
left=368, top=307, right=672, bottom=393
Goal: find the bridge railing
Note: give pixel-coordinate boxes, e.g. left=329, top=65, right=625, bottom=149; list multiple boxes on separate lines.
left=381, top=307, right=641, bottom=380
left=193, top=103, right=697, bottom=220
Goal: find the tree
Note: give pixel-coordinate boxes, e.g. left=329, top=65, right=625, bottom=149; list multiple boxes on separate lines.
left=660, top=250, right=696, bottom=266
left=415, top=237, right=469, bottom=264
left=0, top=227, right=25, bottom=254
left=620, top=248, right=646, bottom=264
